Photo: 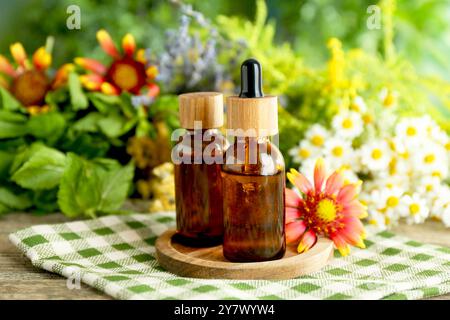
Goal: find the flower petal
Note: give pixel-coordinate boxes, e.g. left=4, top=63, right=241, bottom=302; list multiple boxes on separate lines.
left=79, top=73, right=104, bottom=91
left=286, top=220, right=307, bottom=244
left=146, top=82, right=160, bottom=98
left=335, top=217, right=366, bottom=249
left=285, top=206, right=302, bottom=223
left=32, top=47, right=51, bottom=71
left=324, top=170, right=344, bottom=195
left=122, top=33, right=136, bottom=56
left=337, top=183, right=358, bottom=204
left=10, top=42, right=27, bottom=67
left=342, top=200, right=368, bottom=218
left=52, top=63, right=74, bottom=89
left=287, top=168, right=313, bottom=195
left=96, top=29, right=120, bottom=59
left=0, top=54, right=17, bottom=77
left=314, top=157, right=326, bottom=191
left=136, top=49, right=146, bottom=64
left=285, top=188, right=302, bottom=208
left=75, top=57, right=107, bottom=75
left=330, top=233, right=351, bottom=256
left=101, top=82, right=120, bottom=95
left=297, top=229, right=317, bottom=254
left=146, top=65, right=158, bottom=79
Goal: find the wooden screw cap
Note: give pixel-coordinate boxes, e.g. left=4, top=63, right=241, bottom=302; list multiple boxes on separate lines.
left=226, top=95, right=278, bottom=137
left=179, top=92, right=224, bottom=129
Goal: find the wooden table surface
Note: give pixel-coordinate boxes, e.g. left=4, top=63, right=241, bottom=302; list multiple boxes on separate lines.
left=1, top=212, right=449, bottom=300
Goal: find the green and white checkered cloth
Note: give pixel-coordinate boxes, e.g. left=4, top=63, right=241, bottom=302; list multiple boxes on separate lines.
left=9, top=212, right=450, bottom=300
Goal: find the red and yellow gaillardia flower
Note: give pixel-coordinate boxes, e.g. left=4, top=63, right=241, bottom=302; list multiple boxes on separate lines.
left=0, top=42, right=73, bottom=114
left=75, top=29, right=159, bottom=98
left=286, top=158, right=367, bottom=256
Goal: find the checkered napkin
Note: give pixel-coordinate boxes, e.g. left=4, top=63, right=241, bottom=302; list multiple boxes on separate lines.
left=9, top=212, right=450, bottom=300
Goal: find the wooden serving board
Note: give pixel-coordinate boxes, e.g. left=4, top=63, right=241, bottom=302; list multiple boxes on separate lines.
left=155, top=230, right=334, bottom=280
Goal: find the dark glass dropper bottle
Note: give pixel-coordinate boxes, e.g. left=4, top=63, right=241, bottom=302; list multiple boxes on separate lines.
left=222, top=59, right=286, bottom=262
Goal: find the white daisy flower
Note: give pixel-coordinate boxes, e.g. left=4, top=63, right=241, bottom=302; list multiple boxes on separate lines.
left=417, top=176, right=442, bottom=199
left=379, top=87, right=398, bottom=108
left=360, top=139, right=392, bottom=172
left=441, top=205, right=450, bottom=227
left=431, top=184, right=450, bottom=220
left=323, top=138, right=354, bottom=169
left=372, top=186, right=405, bottom=222
left=398, top=194, right=429, bottom=225
left=367, top=208, right=388, bottom=231
left=332, top=111, right=364, bottom=139
left=412, top=142, right=448, bottom=178
left=304, top=124, right=330, bottom=149
left=349, top=96, right=367, bottom=113
left=288, top=140, right=318, bottom=164
left=395, top=117, right=428, bottom=144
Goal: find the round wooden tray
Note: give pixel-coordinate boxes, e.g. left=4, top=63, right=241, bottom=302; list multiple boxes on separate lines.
left=155, top=230, right=334, bottom=280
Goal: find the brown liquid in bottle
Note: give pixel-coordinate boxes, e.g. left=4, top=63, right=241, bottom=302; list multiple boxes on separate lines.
left=174, top=129, right=225, bottom=246
left=222, top=137, right=286, bottom=262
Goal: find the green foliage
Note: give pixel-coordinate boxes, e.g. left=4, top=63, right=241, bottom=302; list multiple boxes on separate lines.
left=58, top=153, right=134, bottom=218
left=68, top=72, right=89, bottom=110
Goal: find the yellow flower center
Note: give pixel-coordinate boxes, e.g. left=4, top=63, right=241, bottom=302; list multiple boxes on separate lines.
left=406, top=127, right=417, bottom=136
left=332, top=146, right=344, bottom=157
left=298, top=148, right=310, bottom=158
left=362, top=114, right=373, bottom=124
left=409, top=203, right=420, bottom=215
left=424, top=154, right=435, bottom=164
left=342, top=118, right=353, bottom=129
left=316, top=199, right=337, bottom=223
left=383, top=93, right=395, bottom=107
left=371, top=148, right=383, bottom=160
left=445, top=142, right=450, bottom=151
left=426, top=184, right=433, bottom=192
left=432, top=171, right=442, bottom=178
left=112, top=63, right=138, bottom=90
left=386, top=196, right=399, bottom=207
left=311, top=135, right=324, bottom=146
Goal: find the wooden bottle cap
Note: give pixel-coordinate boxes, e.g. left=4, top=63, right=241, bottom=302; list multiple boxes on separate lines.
left=226, top=95, right=278, bottom=137
left=179, top=92, right=224, bottom=129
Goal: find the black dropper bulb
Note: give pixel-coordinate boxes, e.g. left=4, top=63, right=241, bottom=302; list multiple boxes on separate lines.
left=239, top=58, right=264, bottom=98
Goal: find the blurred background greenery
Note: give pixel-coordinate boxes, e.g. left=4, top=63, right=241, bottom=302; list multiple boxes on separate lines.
left=0, top=0, right=449, bottom=80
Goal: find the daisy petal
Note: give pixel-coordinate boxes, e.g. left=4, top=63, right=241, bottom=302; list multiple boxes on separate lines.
left=297, top=229, right=317, bottom=253
left=75, top=57, right=107, bottom=75
left=287, top=168, right=313, bottom=195
left=324, top=170, right=344, bottom=195
left=32, top=47, right=52, bottom=71
left=0, top=54, right=17, bottom=77
left=96, top=29, right=120, bottom=59
left=10, top=42, right=27, bottom=67
left=122, top=33, right=136, bottom=56
left=314, top=157, right=326, bottom=191
left=285, top=188, right=302, bottom=208
left=286, top=220, right=307, bottom=244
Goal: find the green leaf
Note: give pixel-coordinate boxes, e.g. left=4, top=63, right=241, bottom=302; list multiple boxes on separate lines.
left=57, top=153, right=134, bottom=218
left=32, top=188, right=59, bottom=213
left=11, top=146, right=66, bottom=190
left=0, top=110, right=28, bottom=138
left=0, top=202, right=10, bottom=214
left=87, top=92, right=121, bottom=114
left=97, top=113, right=127, bottom=138
left=96, top=162, right=134, bottom=212
left=58, top=153, right=100, bottom=218
left=72, top=112, right=103, bottom=133
left=0, top=185, right=32, bottom=210
left=27, top=112, right=66, bottom=144
left=68, top=72, right=88, bottom=110
left=0, top=150, right=15, bottom=180
left=0, top=87, right=23, bottom=111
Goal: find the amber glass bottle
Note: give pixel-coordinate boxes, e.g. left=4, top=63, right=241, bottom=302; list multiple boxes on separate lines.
left=222, top=59, right=286, bottom=262
left=174, top=92, right=225, bottom=246
left=222, top=136, right=285, bottom=262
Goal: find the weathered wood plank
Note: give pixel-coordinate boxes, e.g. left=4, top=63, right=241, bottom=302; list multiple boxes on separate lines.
left=0, top=212, right=448, bottom=300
